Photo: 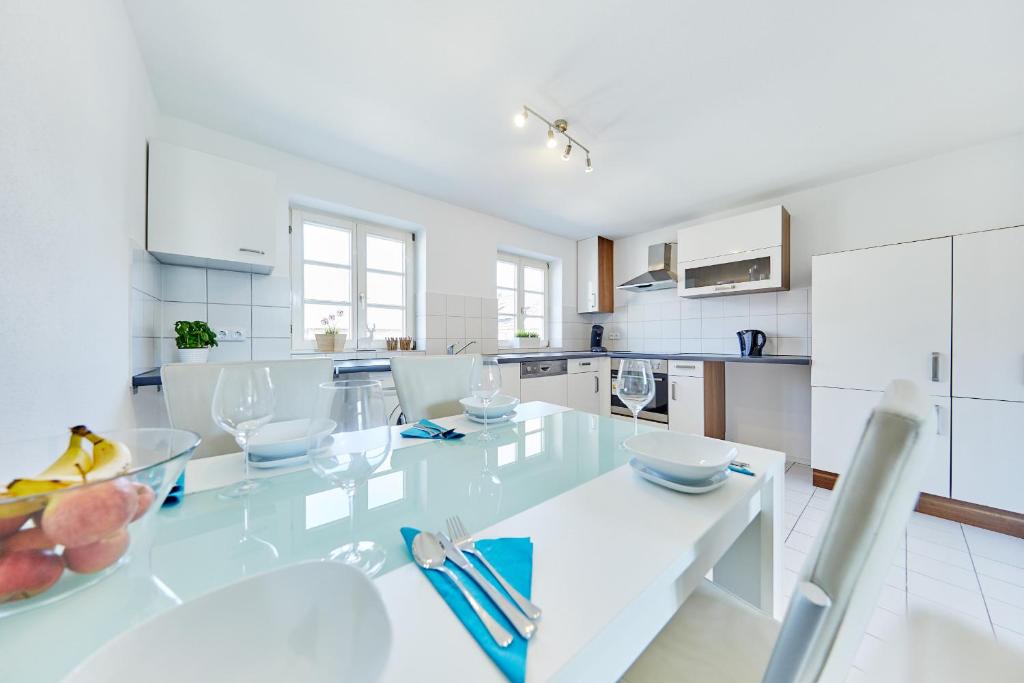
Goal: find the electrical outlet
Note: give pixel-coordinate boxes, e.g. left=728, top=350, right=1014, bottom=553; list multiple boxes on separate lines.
left=216, top=328, right=248, bottom=342
left=608, top=330, right=622, bottom=340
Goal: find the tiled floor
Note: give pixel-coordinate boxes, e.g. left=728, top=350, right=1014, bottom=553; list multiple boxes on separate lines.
left=782, top=462, right=1024, bottom=678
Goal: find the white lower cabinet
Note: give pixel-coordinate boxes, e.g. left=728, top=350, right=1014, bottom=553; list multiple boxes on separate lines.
left=567, top=372, right=602, bottom=414
left=520, top=375, right=568, bottom=407
left=812, top=386, right=950, bottom=497
left=952, top=398, right=1024, bottom=514
left=500, top=363, right=521, bottom=400
left=668, top=376, right=704, bottom=435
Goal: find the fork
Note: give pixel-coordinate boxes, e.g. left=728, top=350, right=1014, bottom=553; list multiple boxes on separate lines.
left=447, top=516, right=542, bottom=620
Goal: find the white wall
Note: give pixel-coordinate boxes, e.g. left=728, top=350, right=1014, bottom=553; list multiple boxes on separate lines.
left=614, top=131, right=1024, bottom=463
left=0, top=0, right=157, bottom=443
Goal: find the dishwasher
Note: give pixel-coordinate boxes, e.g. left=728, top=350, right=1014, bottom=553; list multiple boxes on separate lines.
left=520, top=360, right=568, bottom=407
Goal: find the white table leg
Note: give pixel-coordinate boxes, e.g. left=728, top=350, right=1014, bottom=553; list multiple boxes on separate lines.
left=713, top=465, right=785, bottom=617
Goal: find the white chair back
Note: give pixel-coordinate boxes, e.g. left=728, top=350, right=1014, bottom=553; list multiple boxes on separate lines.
left=161, top=358, right=334, bottom=458
left=762, top=380, right=936, bottom=683
left=389, top=355, right=478, bottom=423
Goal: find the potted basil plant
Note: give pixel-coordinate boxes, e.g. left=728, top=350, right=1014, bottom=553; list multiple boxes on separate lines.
left=512, top=330, right=542, bottom=349
left=174, top=320, right=219, bottom=363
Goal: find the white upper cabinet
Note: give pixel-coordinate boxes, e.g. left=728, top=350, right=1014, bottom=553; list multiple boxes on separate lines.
left=677, top=205, right=790, bottom=298
left=953, top=226, right=1024, bottom=402
left=811, top=237, right=952, bottom=396
left=577, top=236, right=613, bottom=313
left=148, top=141, right=277, bottom=274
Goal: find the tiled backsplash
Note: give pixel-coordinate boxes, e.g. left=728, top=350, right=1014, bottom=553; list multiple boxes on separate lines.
left=420, top=292, right=500, bottom=356
left=130, top=245, right=163, bottom=375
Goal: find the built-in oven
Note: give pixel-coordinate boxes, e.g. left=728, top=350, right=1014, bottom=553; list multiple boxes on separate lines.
left=610, top=358, right=669, bottom=424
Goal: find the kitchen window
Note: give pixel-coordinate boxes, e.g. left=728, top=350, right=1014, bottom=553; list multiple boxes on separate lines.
left=496, top=252, right=547, bottom=344
left=291, top=208, right=414, bottom=350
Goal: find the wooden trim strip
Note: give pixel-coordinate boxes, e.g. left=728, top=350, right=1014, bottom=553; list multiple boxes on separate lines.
left=596, top=236, right=614, bottom=313
left=703, top=361, right=726, bottom=439
left=812, top=468, right=1024, bottom=539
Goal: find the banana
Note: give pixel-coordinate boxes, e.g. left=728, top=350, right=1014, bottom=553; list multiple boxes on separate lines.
left=4, top=479, right=71, bottom=498
left=71, top=426, right=132, bottom=481
left=38, top=432, right=93, bottom=482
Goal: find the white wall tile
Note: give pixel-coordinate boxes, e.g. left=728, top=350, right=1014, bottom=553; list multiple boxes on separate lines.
left=681, top=318, right=702, bottom=338
left=426, top=292, right=445, bottom=316
left=445, top=294, right=465, bottom=316
left=748, top=314, right=778, bottom=336
left=748, top=292, right=778, bottom=316
left=208, top=303, right=251, bottom=337
left=778, top=337, right=809, bottom=355
left=680, top=338, right=702, bottom=353
left=425, top=339, right=446, bottom=355
left=701, top=317, right=723, bottom=338
left=464, top=296, right=482, bottom=317
left=680, top=299, right=702, bottom=319
left=207, top=269, right=251, bottom=305
left=643, top=303, right=662, bottom=322
left=720, top=316, right=750, bottom=336
left=252, top=338, right=291, bottom=360
left=481, top=339, right=498, bottom=354
left=778, top=287, right=809, bottom=314
left=481, top=297, right=498, bottom=318
left=778, top=313, right=809, bottom=338
left=643, top=320, right=661, bottom=338
left=464, top=316, right=481, bottom=339
left=252, top=306, right=290, bottom=338
left=482, top=317, right=498, bottom=339
left=162, top=265, right=207, bottom=303
left=701, top=298, right=725, bottom=318
left=209, top=341, right=252, bottom=363
left=661, top=319, right=680, bottom=339
left=425, top=315, right=445, bottom=338
left=252, top=274, right=291, bottom=307
left=722, top=295, right=749, bottom=316
left=446, top=316, right=465, bottom=338
left=659, top=301, right=681, bottom=320
left=628, top=303, right=646, bottom=322
left=161, top=301, right=206, bottom=337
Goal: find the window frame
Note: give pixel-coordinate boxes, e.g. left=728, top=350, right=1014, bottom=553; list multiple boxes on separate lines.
left=291, top=208, right=415, bottom=351
left=496, top=252, right=548, bottom=347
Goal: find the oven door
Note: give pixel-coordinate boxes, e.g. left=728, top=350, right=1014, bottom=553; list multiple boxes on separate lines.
left=610, top=370, right=669, bottom=423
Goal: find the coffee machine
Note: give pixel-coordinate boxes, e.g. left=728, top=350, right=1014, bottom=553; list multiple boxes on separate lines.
left=590, top=324, right=606, bottom=352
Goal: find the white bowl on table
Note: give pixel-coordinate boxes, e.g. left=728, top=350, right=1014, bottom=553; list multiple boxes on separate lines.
left=459, top=394, right=519, bottom=419
left=623, top=431, right=736, bottom=481
left=247, top=418, right=337, bottom=460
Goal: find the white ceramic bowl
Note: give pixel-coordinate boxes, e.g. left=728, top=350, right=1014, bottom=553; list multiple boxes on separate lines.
left=66, top=561, right=392, bottom=683
left=623, top=431, right=736, bottom=482
left=247, top=418, right=337, bottom=459
left=459, top=395, right=519, bottom=419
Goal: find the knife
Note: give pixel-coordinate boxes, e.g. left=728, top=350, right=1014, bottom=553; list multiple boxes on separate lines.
left=438, top=533, right=536, bottom=640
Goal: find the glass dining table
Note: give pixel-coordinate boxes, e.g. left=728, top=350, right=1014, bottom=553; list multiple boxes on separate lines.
left=0, top=405, right=785, bottom=682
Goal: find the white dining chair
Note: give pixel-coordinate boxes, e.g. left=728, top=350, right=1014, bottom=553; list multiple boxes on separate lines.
left=389, top=354, right=478, bottom=423
left=161, top=358, right=334, bottom=458
left=622, top=380, right=937, bottom=683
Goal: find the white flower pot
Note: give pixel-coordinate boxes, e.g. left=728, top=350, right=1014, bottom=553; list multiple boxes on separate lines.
left=177, top=347, right=210, bottom=364
left=512, top=337, right=542, bottom=349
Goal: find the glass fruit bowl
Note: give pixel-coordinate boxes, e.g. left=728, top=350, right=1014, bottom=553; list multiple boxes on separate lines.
left=0, top=427, right=200, bottom=617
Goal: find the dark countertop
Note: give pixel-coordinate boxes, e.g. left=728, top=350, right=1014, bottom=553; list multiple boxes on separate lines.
left=132, top=351, right=809, bottom=388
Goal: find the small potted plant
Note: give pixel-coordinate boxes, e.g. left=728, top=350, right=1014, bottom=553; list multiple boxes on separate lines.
left=174, top=320, right=218, bottom=363
left=316, top=310, right=347, bottom=352
left=513, top=329, right=542, bottom=349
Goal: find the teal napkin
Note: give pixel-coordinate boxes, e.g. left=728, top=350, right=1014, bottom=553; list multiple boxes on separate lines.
left=400, top=418, right=465, bottom=440
left=400, top=527, right=533, bottom=683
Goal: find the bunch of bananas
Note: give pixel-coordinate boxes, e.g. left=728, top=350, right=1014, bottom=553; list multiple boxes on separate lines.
left=2, top=426, right=132, bottom=500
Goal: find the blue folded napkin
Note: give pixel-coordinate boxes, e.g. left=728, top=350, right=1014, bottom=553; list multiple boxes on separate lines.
left=400, top=527, right=533, bottom=683
left=400, top=418, right=465, bottom=440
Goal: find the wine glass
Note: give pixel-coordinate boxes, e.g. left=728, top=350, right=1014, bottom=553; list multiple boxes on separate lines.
left=616, top=359, right=656, bottom=436
left=212, top=366, right=275, bottom=498
left=306, top=379, right=392, bottom=577
left=470, top=357, right=503, bottom=441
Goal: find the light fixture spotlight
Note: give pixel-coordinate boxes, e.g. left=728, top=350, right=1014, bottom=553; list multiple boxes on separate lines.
left=514, top=105, right=593, bottom=173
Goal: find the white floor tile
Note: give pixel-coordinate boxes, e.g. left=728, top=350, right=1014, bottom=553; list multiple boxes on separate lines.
left=905, top=521, right=969, bottom=552
left=908, top=571, right=989, bottom=621
left=981, top=575, right=1024, bottom=610
left=906, top=536, right=974, bottom=571
left=907, top=549, right=982, bottom=591
left=986, top=598, right=1024, bottom=634
left=785, top=498, right=808, bottom=516
left=995, top=626, right=1024, bottom=652
left=885, top=564, right=907, bottom=590
left=853, top=632, right=885, bottom=672
left=786, top=530, right=816, bottom=554
left=877, top=585, right=907, bottom=615
left=974, top=555, right=1024, bottom=588
left=865, top=604, right=906, bottom=641
left=794, top=515, right=824, bottom=537
left=784, top=513, right=799, bottom=533
left=784, top=546, right=809, bottom=574
left=907, top=511, right=962, bottom=535
left=963, top=525, right=1024, bottom=569
left=805, top=494, right=831, bottom=512
left=785, top=489, right=813, bottom=507
left=782, top=568, right=799, bottom=599
left=908, top=594, right=993, bottom=635
left=845, top=666, right=871, bottom=683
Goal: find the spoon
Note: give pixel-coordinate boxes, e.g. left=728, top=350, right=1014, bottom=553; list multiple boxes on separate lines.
left=411, top=531, right=513, bottom=647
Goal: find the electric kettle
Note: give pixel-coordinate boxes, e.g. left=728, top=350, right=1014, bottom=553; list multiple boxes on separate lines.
left=737, top=329, right=767, bottom=357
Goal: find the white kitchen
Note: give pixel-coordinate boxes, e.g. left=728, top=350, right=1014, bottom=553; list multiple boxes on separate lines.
left=2, top=2, right=1024, bottom=681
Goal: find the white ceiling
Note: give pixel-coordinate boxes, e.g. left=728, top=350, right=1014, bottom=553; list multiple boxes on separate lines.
left=124, top=0, right=1024, bottom=239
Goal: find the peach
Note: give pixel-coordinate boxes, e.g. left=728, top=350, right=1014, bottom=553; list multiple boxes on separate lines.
left=63, top=529, right=129, bottom=574
left=130, top=483, right=155, bottom=522
left=0, top=527, right=56, bottom=553
left=0, top=550, right=63, bottom=603
left=41, top=479, right=138, bottom=548
left=0, top=514, right=29, bottom=539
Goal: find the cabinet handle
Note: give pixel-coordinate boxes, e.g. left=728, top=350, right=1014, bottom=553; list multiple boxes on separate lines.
left=934, top=404, right=942, bottom=435
left=671, top=381, right=677, bottom=401
left=593, top=375, right=599, bottom=393
left=674, top=364, right=696, bottom=370
left=590, top=292, right=597, bottom=310
left=580, top=361, right=591, bottom=367
left=930, top=352, right=941, bottom=382
left=714, top=284, right=737, bottom=291
left=239, top=247, right=266, bottom=255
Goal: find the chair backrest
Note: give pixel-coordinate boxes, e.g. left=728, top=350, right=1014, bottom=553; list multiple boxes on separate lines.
left=161, top=358, right=334, bottom=458
left=389, top=354, right=478, bottom=423
left=761, top=380, right=936, bottom=683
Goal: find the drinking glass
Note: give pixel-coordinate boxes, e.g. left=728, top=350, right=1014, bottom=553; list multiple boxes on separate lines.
left=212, top=366, right=275, bottom=498
left=470, top=357, right=503, bottom=441
left=616, top=359, right=656, bottom=436
left=307, top=379, right=392, bottom=576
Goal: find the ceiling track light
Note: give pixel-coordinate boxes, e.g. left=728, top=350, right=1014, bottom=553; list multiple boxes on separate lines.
left=514, top=105, right=593, bottom=173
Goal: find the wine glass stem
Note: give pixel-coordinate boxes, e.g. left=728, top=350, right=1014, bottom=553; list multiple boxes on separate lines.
left=482, top=398, right=490, bottom=437
left=633, top=409, right=639, bottom=436
left=239, top=434, right=251, bottom=481
left=345, top=486, right=360, bottom=563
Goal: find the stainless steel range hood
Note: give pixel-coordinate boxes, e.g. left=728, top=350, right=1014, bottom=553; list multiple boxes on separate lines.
left=617, top=243, right=677, bottom=291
